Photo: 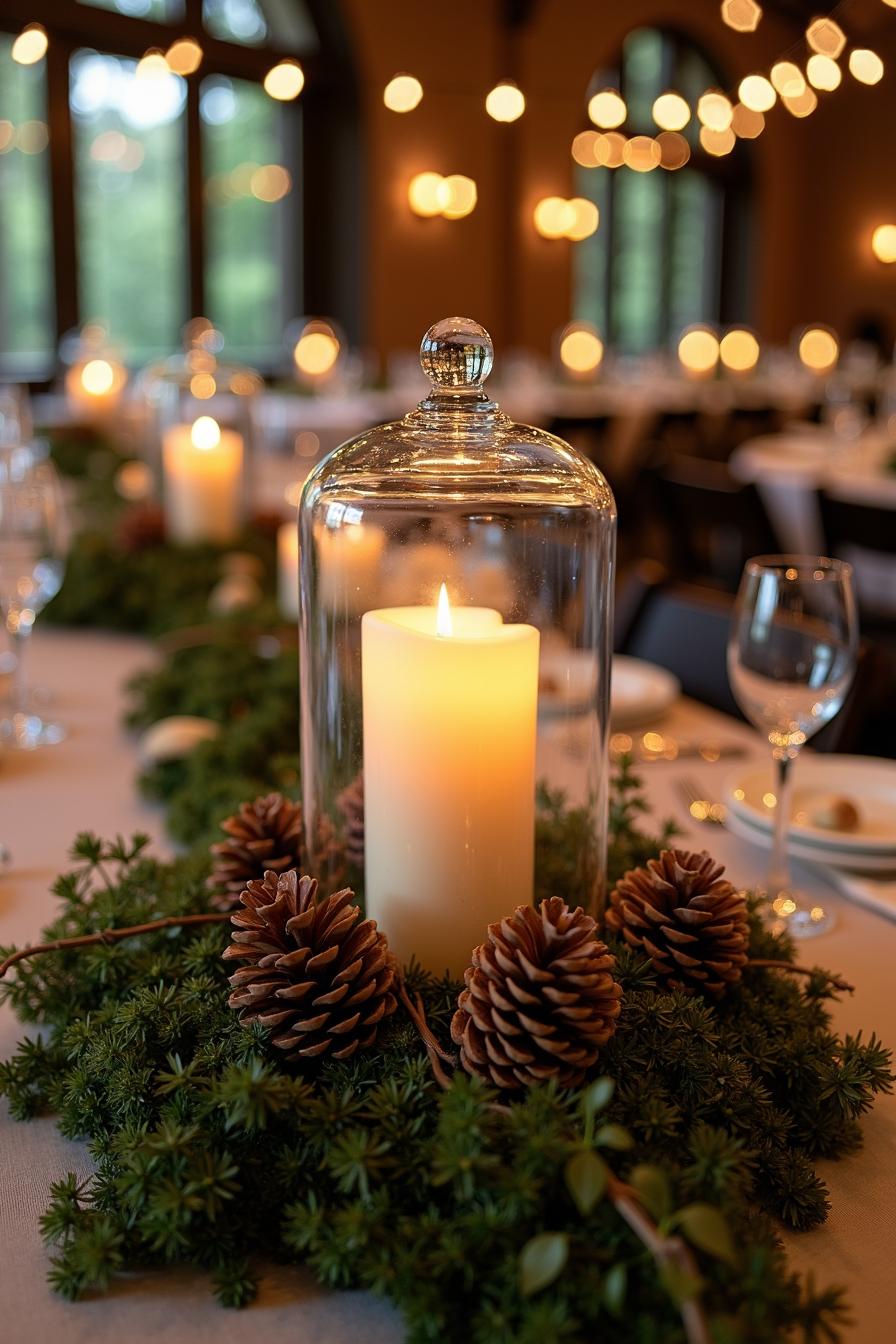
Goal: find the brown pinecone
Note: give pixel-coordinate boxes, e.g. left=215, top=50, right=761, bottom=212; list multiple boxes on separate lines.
left=450, top=897, right=622, bottom=1092
left=224, top=870, right=397, bottom=1062
left=208, top=793, right=306, bottom=910
left=606, top=849, right=748, bottom=996
left=337, top=772, right=364, bottom=868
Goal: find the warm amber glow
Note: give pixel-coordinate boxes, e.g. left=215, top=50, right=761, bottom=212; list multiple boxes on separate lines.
left=166, top=38, right=203, bottom=76
left=250, top=164, right=291, bottom=202
left=559, top=324, right=604, bottom=374
left=191, top=416, right=221, bottom=450
left=700, top=125, right=736, bottom=156
left=807, top=54, right=841, bottom=91
left=721, top=0, right=762, bottom=31
left=81, top=359, right=115, bottom=395
left=720, top=328, right=760, bottom=373
left=264, top=60, right=305, bottom=101
left=739, top=73, right=776, bottom=111
left=872, top=225, right=896, bottom=264
left=0, top=121, right=13, bottom=154
left=588, top=89, right=626, bottom=128
left=849, top=49, right=884, bottom=85
left=771, top=62, right=806, bottom=98
left=565, top=197, right=599, bottom=241
left=436, top=583, right=453, bottom=638
left=408, top=171, right=444, bottom=217
left=11, top=24, right=48, bottom=65
left=806, top=18, right=846, bottom=58
left=678, top=327, right=720, bottom=375
left=294, top=330, right=340, bottom=377
left=657, top=130, right=690, bottom=168
left=383, top=73, right=423, bottom=113
left=571, top=130, right=601, bottom=166
left=782, top=87, right=818, bottom=118
left=731, top=104, right=765, bottom=138
left=697, top=90, right=733, bottom=131
left=16, top=120, right=49, bottom=154
left=136, top=50, right=168, bottom=79
left=798, top=327, right=839, bottom=373
left=533, top=196, right=575, bottom=239
left=189, top=372, right=217, bottom=399
left=623, top=135, right=661, bottom=172
left=485, top=81, right=525, bottom=122
left=595, top=132, right=627, bottom=167
left=652, top=91, right=690, bottom=131
left=438, top=174, right=477, bottom=219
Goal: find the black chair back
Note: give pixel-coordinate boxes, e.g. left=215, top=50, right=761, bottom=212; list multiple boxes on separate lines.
left=819, top=492, right=896, bottom=558
left=656, top=455, right=778, bottom=591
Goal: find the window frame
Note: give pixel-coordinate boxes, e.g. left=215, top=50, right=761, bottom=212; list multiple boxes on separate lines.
left=0, top=0, right=358, bottom=378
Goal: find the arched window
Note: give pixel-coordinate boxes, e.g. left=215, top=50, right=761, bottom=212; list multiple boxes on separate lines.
left=573, top=27, right=752, bottom=354
left=0, top=0, right=357, bottom=375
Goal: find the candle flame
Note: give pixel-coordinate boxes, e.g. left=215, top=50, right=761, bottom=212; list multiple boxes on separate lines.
left=191, top=415, right=221, bottom=450
left=81, top=358, right=114, bottom=395
left=436, top=582, right=453, bottom=638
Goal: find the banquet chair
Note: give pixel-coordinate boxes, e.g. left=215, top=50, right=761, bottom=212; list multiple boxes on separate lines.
left=546, top=412, right=613, bottom=464
left=819, top=492, right=896, bottom=561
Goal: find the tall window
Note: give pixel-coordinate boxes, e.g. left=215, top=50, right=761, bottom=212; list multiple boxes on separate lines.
left=574, top=28, right=750, bottom=353
left=0, top=0, right=352, bottom=375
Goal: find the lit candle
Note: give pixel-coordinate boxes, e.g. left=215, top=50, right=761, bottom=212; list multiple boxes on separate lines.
left=318, top=522, right=386, bottom=614
left=277, top=521, right=300, bottom=619
left=65, top=357, right=127, bottom=420
left=362, top=585, right=539, bottom=975
left=162, top=415, right=243, bottom=545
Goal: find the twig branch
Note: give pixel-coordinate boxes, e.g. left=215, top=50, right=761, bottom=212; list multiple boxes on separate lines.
left=745, top=958, right=853, bottom=994
left=396, top=974, right=456, bottom=1089
left=0, top=914, right=231, bottom=979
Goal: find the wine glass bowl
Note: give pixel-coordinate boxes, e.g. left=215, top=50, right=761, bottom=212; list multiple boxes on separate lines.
left=728, top=556, right=858, bottom=936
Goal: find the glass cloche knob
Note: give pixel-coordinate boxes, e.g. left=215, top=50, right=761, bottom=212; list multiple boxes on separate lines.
left=420, top=317, right=494, bottom=390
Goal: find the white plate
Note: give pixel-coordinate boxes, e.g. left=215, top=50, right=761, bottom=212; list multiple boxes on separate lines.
left=537, top=653, right=680, bottom=727
left=724, top=755, right=896, bottom=857
left=724, top=806, right=896, bottom=876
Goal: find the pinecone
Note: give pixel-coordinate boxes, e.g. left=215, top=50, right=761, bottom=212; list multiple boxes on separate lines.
left=337, top=772, right=365, bottom=868
left=224, top=870, right=397, bottom=1061
left=208, top=793, right=345, bottom=911
left=606, top=849, right=748, bottom=996
left=450, top=898, right=622, bottom=1092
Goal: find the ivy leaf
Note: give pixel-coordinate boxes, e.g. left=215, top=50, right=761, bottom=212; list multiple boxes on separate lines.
left=603, top=1262, right=627, bottom=1317
left=519, top=1232, right=569, bottom=1297
left=582, top=1076, right=615, bottom=1118
left=673, top=1204, right=737, bottom=1267
left=594, top=1122, right=633, bottom=1151
left=564, top=1149, right=608, bottom=1216
left=630, top=1164, right=672, bottom=1221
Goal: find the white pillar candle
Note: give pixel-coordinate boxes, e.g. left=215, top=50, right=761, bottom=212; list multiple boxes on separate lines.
left=277, top=521, right=300, bottom=620
left=362, top=586, right=540, bottom=976
left=318, top=522, right=385, bottom=614
left=162, top=415, right=243, bottom=545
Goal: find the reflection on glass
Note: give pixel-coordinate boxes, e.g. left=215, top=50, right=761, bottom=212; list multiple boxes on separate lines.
left=0, top=37, right=54, bottom=375
left=71, top=49, right=186, bottom=360
left=202, top=0, right=318, bottom=49
left=202, top=75, right=296, bottom=361
left=78, top=0, right=183, bottom=18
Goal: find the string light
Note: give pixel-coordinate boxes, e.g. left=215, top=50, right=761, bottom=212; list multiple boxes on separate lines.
left=721, top=0, right=763, bottom=33
left=719, top=328, right=760, bottom=372
left=678, top=327, right=720, bottom=376
left=294, top=327, right=340, bottom=377
left=11, top=24, right=48, bottom=65
left=731, top=104, right=764, bottom=138
left=437, top=174, right=477, bottom=219
left=166, top=38, right=203, bottom=75
left=623, top=136, right=662, bottom=172
left=559, top=322, right=604, bottom=375
left=533, top=197, right=596, bottom=240
left=264, top=60, right=305, bottom=101
left=782, top=87, right=818, bottom=118
left=136, top=50, right=169, bottom=79
left=596, top=132, right=627, bottom=167
left=739, top=74, right=776, bottom=111
left=485, top=81, right=525, bottom=122
left=588, top=89, right=626, bottom=129
left=657, top=131, right=691, bottom=168
left=565, top=198, right=599, bottom=240
left=571, top=131, right=601, bottom=166
left=383, top=74, right=423, bottom=112
left=408, top=172, right=444, bottom=217
left=849, top=50, right=884, bottom=85
left=250, top=164, right=291, bottom=202
left=697, top=91, right=734, bottom=131
left=652, top=92, right=690, bottom=131
left=806, top=54, right=841, bottom=91
left=872, top=225, right=896, bottom=263
left=700, top=125, right=736, bottom=156
left=806, top=18, right=846, bottom=59
left=770, top=62, right=806, bottom=98
left=798, top=326, right=839, bottom=373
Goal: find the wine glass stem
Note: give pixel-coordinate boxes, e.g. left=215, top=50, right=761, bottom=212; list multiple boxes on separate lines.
left=6, top=615, right=31, bottom=714
left=767, top=749, right=796, bottom=897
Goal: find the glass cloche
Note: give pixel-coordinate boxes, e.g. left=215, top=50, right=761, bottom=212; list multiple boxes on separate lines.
left=299, top=317, right=616, bottom=977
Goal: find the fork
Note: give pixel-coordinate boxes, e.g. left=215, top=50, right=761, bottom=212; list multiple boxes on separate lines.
left=677, top=776, right=727, bottom=825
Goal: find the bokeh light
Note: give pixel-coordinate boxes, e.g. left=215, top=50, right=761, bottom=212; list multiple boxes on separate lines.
left=872, top=225, right=896, bottom=264
left=571, top=130, right=601, bottom=167
left=849, top=50, right=884, bottom=85
left=731, top=104, right=765, bottom=138
left=11, top=24, right=48, bottom=66
left=534, top=196, right=575, bottom=239
left=294, top=330, right=340, bottom=377
left=81, top=359, right=115, bottom=395
left=136, top=51, right=169, bottom=80
left=738, top=74, right=776, bottom=111
left=720, top=328, right=760, bottom=373
left=697, top=91, right=733, bottom=131
left=189, top=372, right=217, bottom=399
left=263, top=60, right=305, bottom=101
left=437, top=174, right=477, bottom=219
left=595, top=132, right=627, bottom=167
left=16, top=120, right=49, bottom=154
left=166, top=39, right=203, bottom=76
left=782, top=87, right=818, bottom=118
left=657, top=131, right=690, bottom=169
left=191, top=416, right=221, bottom=450
left=559, top=323, right=604, bottom=375
left=485, top=81, right=525, bottom=122
left=721, top=0, right=762, bottom=32
left=699, top=125, right=736, bottom=156
left=798, top=326, right=839, bottom=373
left=771, top=62, right=805, bottom=97
left=587, top=89, right=626, bottom=129
left=250, top=164, right=291, bottom=202
left=807, top=54, right=841, bottom=91
left=623, top=135, right=662, bottom=172
left=678, top=327, right=720, bottom=376
left=652, top=91, right=690, bottom=131
left=383, top=74, right=423, bottom=113
left=806, top=18, right=846, bottom=58
left=408, top=171, right=444, bottom=217
left=565, top=197, right=599, bottom=240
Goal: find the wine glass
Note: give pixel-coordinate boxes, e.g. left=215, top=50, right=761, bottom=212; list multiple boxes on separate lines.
left=0, top=471, right=69, bottom=749
left=728, top=556, right=858, bottom=937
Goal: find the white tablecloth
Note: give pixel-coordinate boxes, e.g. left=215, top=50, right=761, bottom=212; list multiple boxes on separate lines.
left=1, top=630, right=895, bottom=1342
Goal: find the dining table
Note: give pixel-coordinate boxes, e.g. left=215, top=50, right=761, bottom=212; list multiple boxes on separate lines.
left=1, top=627, right=895, bottom=1344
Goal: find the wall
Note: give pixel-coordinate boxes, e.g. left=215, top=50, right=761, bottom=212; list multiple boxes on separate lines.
left=340, top=0, right=896, bottom=363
